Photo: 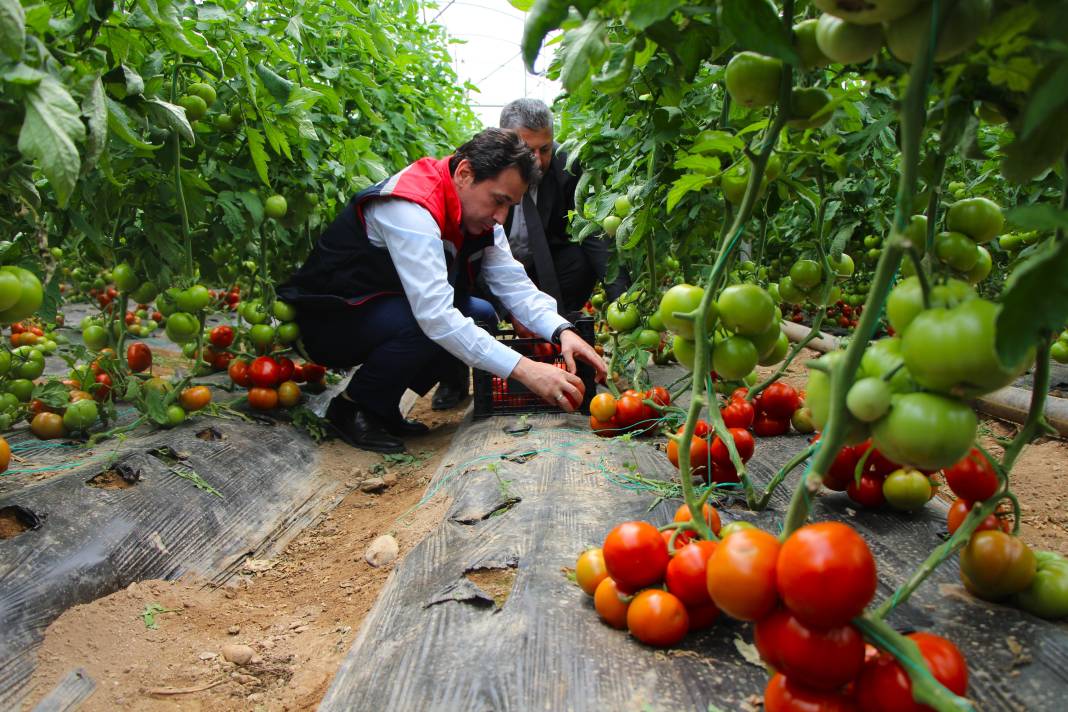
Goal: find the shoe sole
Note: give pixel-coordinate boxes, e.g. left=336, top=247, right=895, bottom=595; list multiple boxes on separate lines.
left=328, top=422, right=406, bottom=454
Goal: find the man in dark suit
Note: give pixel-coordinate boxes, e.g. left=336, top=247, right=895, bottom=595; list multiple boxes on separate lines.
left=431, top=99, right=622, bottom=411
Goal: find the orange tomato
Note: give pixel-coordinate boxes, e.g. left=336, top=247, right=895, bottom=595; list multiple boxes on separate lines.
left=247, top=387, right=279, bottom=410
left=575, top=548, right=608, bottom=596
left=706, top=528, right=781, bottom=621
left=626, top=589, right=689, bottom=647
left=593, top=577, right=630, bottom=629
left=179, top=385, right=212, bottom=411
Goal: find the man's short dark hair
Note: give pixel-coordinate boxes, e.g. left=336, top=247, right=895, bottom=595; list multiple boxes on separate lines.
left=499, top=98, right=553, bottom=132
left=449, top=128, right=540, bottom=185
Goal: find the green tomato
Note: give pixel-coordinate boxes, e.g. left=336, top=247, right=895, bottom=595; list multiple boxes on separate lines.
left=1051, top=341, right=1068, bottom=364
left=8, top=378, right=34, bottom=402
left=846, top=377, right=892, bottom=422
left=602, top=215, right=622, bottom=237
left=935, top=231, right=980, bottom=271
left=712, top=336, right=759, bottom=380
left=871, top=392, right=977, bottom=470
left=187, top=82, right=217, bottom=106
left=793, top=18, right=831, bottom=69
left=272, top=300, right=297, bottom=322
left=777, top=276, right=806, bottom=305
left=766, top=283, right=781, bottom=304
left=112, top=262, right=140, bottom=292
left=947, top=196, right=1003, bottom=244
left=0, top=350, right=9, bottom=375
left=716, top=284, right=775, bottom=336
left=815, top=12, right=884, bottom=64
left=749, top=321, right=782, bottom=359
left=613, top=196, right=632, bottom=218
left=63, top=399, right=99, bottom=432
left=164, top=404, right=187, bottom=427
left=886, top=276, right=976, bottom=334
left=605, top=301, right=640, bottom=332
left=804, top=351, right=869, bottom=444
left=646, top=310, right=664, bottom=332
left=759, top=331, right=790, bottom=367
left=165, top=312, right=200, bottom=344
left=791, top=407, right=816, bottom=434
left=131, top=280, right=160, bottom=304
left=265, top=194, right=288, bottom=219
left=277, top=322, right=300, bottom=344
left=719, top=521, right=757, bottom=538
left=156, top=288, right=180, bottom=317
left=178, top=94, right=207, bottom=121
left=249, top=324, right=276, bottom=348
left=0, top=392, right=17, bottom=411
left=673, top=335, right=697, bottom=371
left=882, top=468, right=933, bottom=511
left=787, top=87, right=833, bottom=130
left=176, top=285, right=211, bottom=313
left=0, top=269, right=22, bottom=312
left=82, top=325, right=110, bottom=351
left=885, top=0, right=992, bottom=64
left=634, top=329, right=661, bottom=350
left=813, top=0, right=922, bottom=25
left=241, top=300, right=269, bottom=325
left=790, top=260, right=823, bottom=291
left=832, top=253, right=855, bottom=281
left=724, top=51, right=782, bottom=108
left=1015, top=559, right=1068, bottom=620
left=0, top=267, right=43, bottom=324
left=967, top=245, right=992, bottom=283
left=902, top=299, right=1032, bottom=398
left=658, top=284, right=713, bottom=339
left=863, top=235, right=881, bottom=249
left=860, top=337, right=916, bottom=394
left=14, top=350, right=45, bottom=380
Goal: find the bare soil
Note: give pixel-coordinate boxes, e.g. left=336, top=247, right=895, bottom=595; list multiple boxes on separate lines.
left=21, top=396, right=466, bottom=712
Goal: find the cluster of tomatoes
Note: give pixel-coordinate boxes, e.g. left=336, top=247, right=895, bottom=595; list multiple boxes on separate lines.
left=587, top=386, right=670, bottom=436
left=576, top=514, right=969, bottom=710
left=227, top=354, right=324, bottom=411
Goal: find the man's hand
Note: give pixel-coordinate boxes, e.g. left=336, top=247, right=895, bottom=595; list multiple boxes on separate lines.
left=559, top=329, right=608, bottom=384
left=510, top=357, right=587, bottom=412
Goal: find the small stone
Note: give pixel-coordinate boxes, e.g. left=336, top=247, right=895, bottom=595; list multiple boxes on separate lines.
left=249, top=655, right=264, bottom=665
left=198, top=652, right=218, bottom=661
left=382, top=473, right=398, bottom=486
left=232, top=672, right=261, bottom=685
left=294, top=625, right=309, bottom=633
left=221, top=644, right=255, bottom=666
left=360, top=477, right=387, bottom=493
left=364, top=534, right=399, bottom=568
left=228, top=625, right=241, bottom=635
left=247, top=693, right=265, bottom=703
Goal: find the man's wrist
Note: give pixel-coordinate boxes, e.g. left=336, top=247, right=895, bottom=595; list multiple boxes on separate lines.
left=551, top=321, right=577, bottom=345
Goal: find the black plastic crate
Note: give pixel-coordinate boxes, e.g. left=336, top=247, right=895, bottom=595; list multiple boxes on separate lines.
left=472, top=316, right=596, bottom=419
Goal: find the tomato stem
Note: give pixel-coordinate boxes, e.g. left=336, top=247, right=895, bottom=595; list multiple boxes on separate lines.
left=754, top=441, right=816, bottom=510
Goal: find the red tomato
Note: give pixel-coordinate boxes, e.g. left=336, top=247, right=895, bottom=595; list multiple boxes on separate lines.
left=673, top=502, right=722, bottom=537
left=247, top=387, right=279, bottom=410
left=706, top=528, right=780, bottom=621
left=856, top=632, right=968, bottom=712
left=301, top=362, right=326, bottom=382
left=666, top=432, right=711, bottom=480
left=711, top=461, right=740, bottom=484
left=646, top=386, right=670, bottom=407
left=710, top=427, right=755, bottom=465
left=944, top=447, right=999, bottom=502
left=626, top=589, right=689, bottom=647
left=212, top=351, right=232, bottom=371
left=946, top=498, right=1010, bottom=535
left=824, top=442, right=860, bottom=492
left=93, top=372, right=112, bottom=401
left=754, top=414, right=791, bottom=437
left=693, top=419, right=712, bottom=438
left=721, top=399, right=755, bottom=428
left=603, top=521, right=670, bottom=593
left=847, top=472, right=886, bottom=508
left=228, top=358, right=251, bottom=387
left=777, top=522, right=876, bottom=629
left=754, top=608, right=865, bottom=691
left=590, top=415, right=620, bottom=437
left=276, top=356, right=295, bottom=383
left=730, top=386, right=749, bottom=403
left=209, top=325, right=235, bottom=349
left=291, top=363, right=306, bottom=383
left=126, top=343, right=152, bottom=373
left=765, top=673, right=858, bottom=712
left=757, top=382, right=801, bottom=419
left=614, top=394, right=646, bottom=430
left=666, top=540, right=717, bottom=607
left=248, top=356, right=280, bottom=388
left=856, top=439, right=900, bottom=477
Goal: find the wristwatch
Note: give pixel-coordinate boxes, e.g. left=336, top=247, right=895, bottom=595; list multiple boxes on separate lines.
left=550, top=321, right=577, bottom=345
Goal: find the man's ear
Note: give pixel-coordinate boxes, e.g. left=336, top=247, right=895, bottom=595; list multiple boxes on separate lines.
left=454, top=158, right=473, bottom=187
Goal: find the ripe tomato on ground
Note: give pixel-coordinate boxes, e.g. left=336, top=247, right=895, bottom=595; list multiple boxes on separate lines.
left=626, top=589, right=689, bottom=647
left=277, top=380, right=301, bottom=407
left=764, top=673, right=858, bottom=712
left=575, top=548, right=608, bottom=596
left=590, top=392, right=617, bottom=422
left=959, top=529, right=1036, bottom=600
left=667, top=431, right=711, bottom=480
left=757, top=382, right=801, bottom=419
left=614, top=394, right=646, bottom=431
left=179, top=385, right=212, bottom=411
left=776, top=522, right=877, bottom=628
left=673, top=502, right=722, bottom=538
left=602, top=521, right=670, bottom=593
left=754, top=608, right=865, bottom=691
left=646, top=386, right=670, bottom=407
left=666, top=540, right=717, bottom=607
left=229, top=358, right=251, bottom=387
left=710, top=427, right=755, bottom=465
left=248, top=387, right=279, bottom=410
left=847, top=471, right=886, bottom=508
left=706, top=528, right=781, bottom=621
left=126, top=342, right=152, bottom=373
left=593, top=577, right=630, bottom=629
left=856, top=632, right=967, bottom=712
left=823, top=441, right=860, bottom=491
left=721, top=399, right=755, bottom=428
left=754, top=413, right=791, bottom=437
left=946, top=498, right=1009, bottom=535
left=248, top=356, right=280, bottom=388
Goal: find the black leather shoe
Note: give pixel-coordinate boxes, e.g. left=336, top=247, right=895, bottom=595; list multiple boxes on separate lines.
left=325, top=397, right=405, bottom=453
left=386, top=418, right=430, bottom=436
left=432, top=371, right=470, bottom=411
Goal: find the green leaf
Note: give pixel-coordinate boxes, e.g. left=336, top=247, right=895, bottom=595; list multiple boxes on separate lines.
left=145, top=98, right=194, bottom=143
left=1020, top=60, right=1068, bottom=140
left=246, top=128, right=271, bottom=187
left=1006, top=204, right=1068, bottom=232
left=522, top=0, right=571, bottom=71
left=0, top=0, right=26, bottom=59
left=509, top=0, right=534, bottom=11
left=561, top=15, right=607, bottom=93
left=17, top=76, right=85, bottom=208
left=1, top=63, right=44, bottom=86
left=81, top=77, right=107, bottom=175
left=263, top=121, right=292, bottom=160
left=1001, top=107, right=1068, bottom=184
left=628, top=0, right=685, bottom=31
left=996, top=238, right=1068, bottom=367
left=36, top=269, right=62, bottom=322
left=32, top=380, right=69, bottom=409
left=256, top=62, right=294, bottom=104
left=106, top=98, right=159, bottom=151
left=692, top=130, right=743, bottom=155
left=719, top=0, right=798, bottom=64
left=667, top=173, right=716, bottom=212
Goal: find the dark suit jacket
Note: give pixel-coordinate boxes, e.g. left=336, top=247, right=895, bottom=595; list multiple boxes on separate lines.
left=503, top=147, right=612, bottom=284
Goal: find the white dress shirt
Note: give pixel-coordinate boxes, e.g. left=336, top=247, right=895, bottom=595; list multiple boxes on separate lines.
left=364, top=198, right=568, bottom=378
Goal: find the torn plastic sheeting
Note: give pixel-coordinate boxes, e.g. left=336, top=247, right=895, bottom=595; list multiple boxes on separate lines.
left=0, top=418, right=334, bottom=709
left=320, top=413, right=1068, bottom=711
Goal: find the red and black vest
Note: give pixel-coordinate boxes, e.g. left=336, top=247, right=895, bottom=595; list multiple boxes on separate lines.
left=277, top=156, right=494, bottom=308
